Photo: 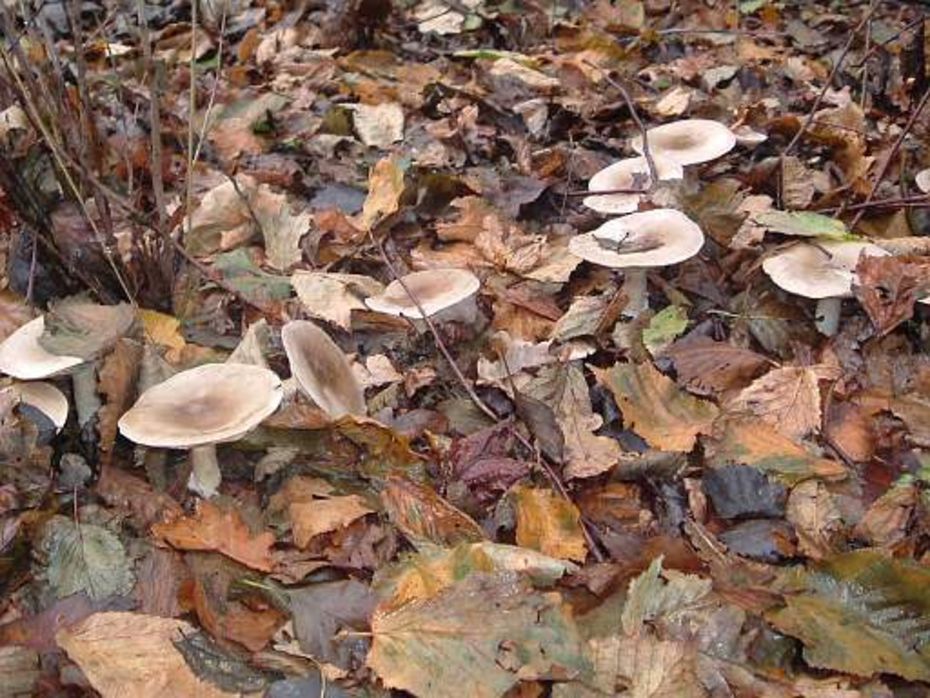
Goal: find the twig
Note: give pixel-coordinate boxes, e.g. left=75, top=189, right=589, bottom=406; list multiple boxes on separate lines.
left=817, top=193, right=930, bottom=213
left=581, top=59, right=658, bottom=188
left=564, top=186, right=648, bottom=197
left=850, top=86, right=930, bottom=229
left=852, top=14, right=925, bottom=68
left=779, top=3, right=877, bottom=202
left=137, top=0, right=168, bottom=231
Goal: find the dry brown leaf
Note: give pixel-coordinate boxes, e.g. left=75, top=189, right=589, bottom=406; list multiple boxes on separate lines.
left=825, top=401, right=875, bottom=462
left=785, top=479, right=844, bottom=560
left=290, top=495, right=374, bottom=548
left=290, top=271, right=384, bottom=331
left=512, top=485, right=587, bottom=562
left=151, top=500, right=274, bottom=572
left=595, top=361, right=719, bottom=452
left=254, top=188, right=312, bottom=271
left=56, top=612, right=235, bottom=698
left=381, top=476, right=484, bottom=546
left=356, top=155, right=406, bottom=231
left=0, top=291, right=33, bottom=343
left=664, top=336, right=771, bottom=397
left=854, top=484, right=917, bottom=548
left=853, top=255, right=930, bottom=336
left=96, top=339, right=142, bottom=466
left=436, top=196, right=495, bottom=242
left=727, top=365, right=840, bottom=442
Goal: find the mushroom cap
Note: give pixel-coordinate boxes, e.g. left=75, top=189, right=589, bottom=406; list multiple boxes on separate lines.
left=0, top=317, right=83, bottom=380
left=583, top=156, right=684, bottom=215
left=916, top=168, right=930, bottom=194
left=761, top=240, right=889, bottom=299
left=365, top=269, right=480, bottom=319
left=631, top=119, right=737, bottom=166
left=1, top=381, right=69, bottom=430
left=568, top=208, right=705, bottom=269
left=118, top=363, right=283, bottom=448
left=732, top=124, right=768, bottom=147
left=281, top=320, right=366, bottom=419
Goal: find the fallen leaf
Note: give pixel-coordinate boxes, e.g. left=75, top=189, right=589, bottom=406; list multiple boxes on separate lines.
left=767, top=550, right=930, bottom=681
left=356, top=155, right=407, bottom=231
left=642, top=305, right=689, bottom=357
left=719, top=518, right=796, bottom=563
left=291, top=271, right=384, bottom=331
left=368, top=572, right=586, bottom=698
left=0, top=291, right=33, bottom=343
left=381, top=476, right=484, bottom=547
left=213, top=248, right=293, bottom=304
left=512, top=485, right=587, bottom=562
left=727, top=365, right=840, bottom=441
left=138, top=309, right=186, bottom=362
left=702, top=465, right=787, bottom=520
left=754, top=210, right=848, bottom=239
left=290, top=495, right=374, bottom=548
left=184, top=175, right=259, bottom=256
left=853, top=484, right=916, bottom=548
left=56, top=612, right=235, bottom=697
left=785, top=479, right=844, bottom=560
left=350, top=102, right=405, bottom=148
left=581, top=634, right=703, bottom=698
left=95, top=464, right=182, bottom=529
left=621, top=557, right=712, bottom=636
left=664, top=335, right=771, bottom=397
left=152, top=500, right=275, bottom=572
left=0, top=646, right=40, bottom=697
left=255, top=188, right=312, bottom=271
left=853, top=255, right=930, bottom=336
left=96, top=338, right=142, bottom=466
left=708, top=419, right=847, bottom=485
left=40, top=296, right=136, bottom=359
left=595, top=361, right=719, bottom=452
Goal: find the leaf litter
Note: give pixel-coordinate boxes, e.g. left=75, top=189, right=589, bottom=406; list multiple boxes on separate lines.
left=3, top=0, right=930, bottom=696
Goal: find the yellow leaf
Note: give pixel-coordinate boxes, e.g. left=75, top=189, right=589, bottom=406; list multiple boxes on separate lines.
left=512, top=486, right=587, bottom=562
left=139, top=309, right=185, bottom=363
left=356, top=155, right=406, bottom=231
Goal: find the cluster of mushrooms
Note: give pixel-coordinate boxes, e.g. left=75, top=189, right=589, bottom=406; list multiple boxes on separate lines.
left=575, top=118, right=925, bottom=334
left=571, top=119, right=739, bottom=317
left=0, top=268, right=484, bottom=498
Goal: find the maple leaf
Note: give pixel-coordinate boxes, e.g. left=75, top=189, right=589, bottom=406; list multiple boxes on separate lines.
left=151, top=500, right=275, bottom=572
left=853, top=255, right=930, bottom=336
left=595, top=361, right=719, bottom=452
left=726, top=364, right=840, bottom=442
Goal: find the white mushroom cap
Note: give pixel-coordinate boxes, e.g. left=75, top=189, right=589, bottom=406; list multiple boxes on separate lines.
left=118, top=363, right=283, bottom=448
left=365, top=269, right=480, bottom=320
left=583, top=156, right=684, bottom=215
left=761, top=240, right=889, bottom=299
left=631, top=119, right=737, bottom=166
left=281, top=320, right=366, bottom=419
left=1, top=381, right=69, bottom=430
left=732, top=124, right=768, bottom=147
left=916, top=168, right=930, bottom=194
left=568, top=209, right=705, bottom=269
left=0, top=317, right=83, bottom=380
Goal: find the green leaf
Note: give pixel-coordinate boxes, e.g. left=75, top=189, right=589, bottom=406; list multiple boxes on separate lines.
left=368, top=572, right=587, bottom=698
left=37, top=516, right=134, bottom=601
left=643, top=306, right=689, bottom=357
left=213, top=249, right=293, bottom=304
left=40, top=296, right=136, bottom=360
left=767, top=550, right=930, bottom=681
left=754, top=210, right=848, bottom=239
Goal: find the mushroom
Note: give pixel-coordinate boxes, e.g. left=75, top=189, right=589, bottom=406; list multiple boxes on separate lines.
left=365, top=269, right=481, bottom=324
left=0, top=381, right=69, bottom=431
left=281, top=320, right=366, bottom=418
left=569, top=208, right=705, bottom=317
left=731, top=124, right=767, bottom=148
left=630, top=119, right=737, bottom=166
left=0, top=316, right=83, bottom=380
left=118, top=363, right=283, bottom=498
left=761, top=240, right=889, bottom=336
left=916, top=168, right=930, bottom=194
left=583, top=155, right=684, bottom=215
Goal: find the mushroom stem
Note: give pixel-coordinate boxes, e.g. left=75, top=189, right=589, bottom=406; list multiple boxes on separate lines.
left=188, top=445, right=221, bottom=498
left=815, top=297, right=842, bottom=336
left=622, top=268, right=649, bottom=318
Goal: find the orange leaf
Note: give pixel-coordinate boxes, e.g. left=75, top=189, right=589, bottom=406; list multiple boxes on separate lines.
left=512, top=485, right=587, bottom=562
left=151, top=500, right=274, bottom=572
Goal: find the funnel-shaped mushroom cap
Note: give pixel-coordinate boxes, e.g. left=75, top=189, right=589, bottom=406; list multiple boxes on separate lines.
left=584, top=156, right=684, bottom=214
left=118, top=363, right=283, bottom=448
left=365, top=269, right=480, bottom=319
left=569, top=209, right=705, bottom=269
left=1, top=381, right=69, bottom=430
left=916, top=168, right=930, bottom=194
left=0, top=317, right=83, bottom=380
left=762, top=240, right=889, bottom=299
left=631, top=119, right=737, bottom=166
left=281, top=320, right=366, bottom=419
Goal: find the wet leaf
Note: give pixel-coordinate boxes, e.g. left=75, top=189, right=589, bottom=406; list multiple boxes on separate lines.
left=56, top=612, right=236, bottom=697
left=151, top=500, right=275, bottom=572
left=368, top=572, right=587, bottom=698
left=512, top=485, right=587, bottom=562
left=703, top=465, right=786, bottom=519
left=381, top=476, right=484, bottom=547
left=595, top=361, right=719, bottom=452
left=622, top=557, right=712, bottom=636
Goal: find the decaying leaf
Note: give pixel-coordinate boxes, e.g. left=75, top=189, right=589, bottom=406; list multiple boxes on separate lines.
left=512, top=485, right=587, bottom=563
left=381, top=476, right=484, bottom=547
left=40, top=296, right=136, bottom=359
left=96, top=338, right=142, bottom=466
left=291, top=271, right=384, bottom=331
left=664, top=335, right=771, bottom=396
left=785, top=479, right=844, bottom=560
left=853, top=255, right=930, bottom=336
left=596, top=361, right=719, bottom=452
left=368, top=572, right=587, bottom=698
left=290, top=495, right=374, bottom=548
left=151, top=500, right=275, bottom=572
left=356, top=155, right=407, bottom=231
left=255, top=188, right=312, bottom=271
left=56, top=612, right=236, bottom=697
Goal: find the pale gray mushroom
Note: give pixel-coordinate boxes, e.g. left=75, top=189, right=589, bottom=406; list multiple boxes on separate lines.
left=118, top=363, right=283, bottom=498
left=0, top=317, right=83, bottom=380
left=761, top=240, right=889, bottom=336
left=0, top=381, right=69, bottom=431
left=631, top=119, right=737, bottom=166
left=365, top=268, right=481, bottom=324
left=916, top=168, right=930, bottom=194
left=568, top=208, right=705, bottom=317
left=281, top=320, right=366, bottom=418
left=583, top=155, right=684, bottom=215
